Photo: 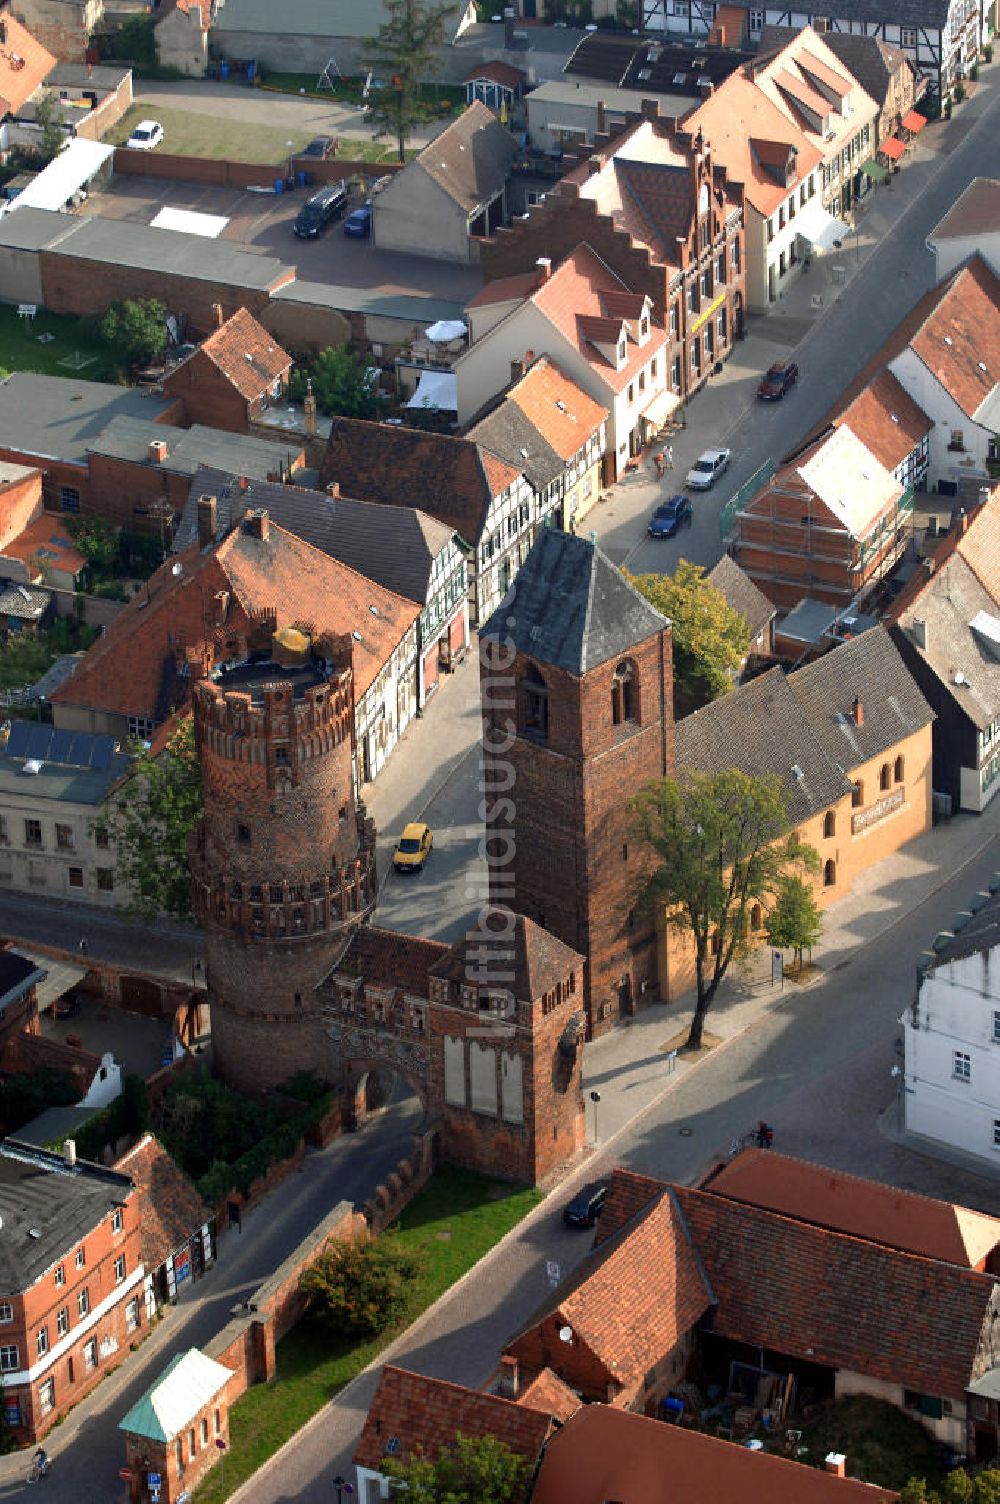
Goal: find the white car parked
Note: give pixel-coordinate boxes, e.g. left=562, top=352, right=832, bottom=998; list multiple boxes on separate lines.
left=126, top=120, right=164, bottom=151
left=685, top=447, right=731, bottom=490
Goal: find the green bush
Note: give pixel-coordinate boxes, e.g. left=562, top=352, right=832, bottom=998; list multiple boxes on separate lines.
left=300, top=1236, right=424, bottom=1337
left=0, top=1067, right=79, bottom=1135
left=94, top=15, right=157, bottom=67
left=74, top=1073, right=149, bottom=1161
left=969, top=62, right=978, bottom=79
left=985, top=43, right=994, bottom=62
left=954, top=80, right=965, bottom=100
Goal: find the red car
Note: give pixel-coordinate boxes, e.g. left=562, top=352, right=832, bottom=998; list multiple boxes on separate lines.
left=757, top=360, right=799, bottom=400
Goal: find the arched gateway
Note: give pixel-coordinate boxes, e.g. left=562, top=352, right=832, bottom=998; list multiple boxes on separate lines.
left=190, top=612, right=586, bottom=1185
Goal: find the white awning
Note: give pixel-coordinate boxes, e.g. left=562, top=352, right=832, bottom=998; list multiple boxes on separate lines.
left=151, top=207, right=229, bottom=238
left=11, top=948, right=86, bottom=1011
left=424, top=319, right=467, bottom=343
left=404, top=370, right=458, bottom=410
left=641, top=388, right=680, bottom=430
left=8, top=139, right=114, bottom=213
left=794, top=199, right=852, bottom=256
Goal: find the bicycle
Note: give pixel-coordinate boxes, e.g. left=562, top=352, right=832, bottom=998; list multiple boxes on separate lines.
left=26, top=1455, right=51, bottom=1483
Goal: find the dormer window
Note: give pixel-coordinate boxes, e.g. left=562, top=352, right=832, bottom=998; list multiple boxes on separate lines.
left=617, top=339, right=627, bottom=364
left=640, top=316, right=648, bottom=338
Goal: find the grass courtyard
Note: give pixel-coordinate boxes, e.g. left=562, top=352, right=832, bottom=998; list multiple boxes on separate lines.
left=104, top=103, right=316, bottom=163
left=0, top=304, right=117, bottom=383
left=193, top=1165, right=542, bottom=1502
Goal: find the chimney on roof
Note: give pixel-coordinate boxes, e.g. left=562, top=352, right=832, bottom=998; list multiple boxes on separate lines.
left=212, top=302, right=224, bottom=329
left=148, top=439, right=168, bottom=464
left=825, top=1455, right=846, bottom=1479
left=698, top=77, right=714, bottom=99
left=957, top=507, right=969, bottom=536
left=244, top=508, right=269, bottom=542
left=587, top=154, right=602, bottom=176
left=851, top=696, right=864, bottom=727
left=535, top=256, right=552, bottom=282
left=911, top=618, right=928, bottom=651
left=238, top=475, right=249, bottom=492
left=0, top=20, right=6, bottom=43
left=197, top=493, right=218, bottom=548
left=924, top=555, right=935, bottom=578
left=596, top=98, right=607, bottom=134
left=327, top=481, right=340, bottom=499
left=510, top=357, right=524, bottom=384
left=524, top=348, right=535, bottom=366
left=63, top=1138, right=76, bottom=1169
left=640, top=97, right=660, bottom=121
left=497, top=1354, right=519, bottom=1399
left=304, top=378, right=317, bottom=438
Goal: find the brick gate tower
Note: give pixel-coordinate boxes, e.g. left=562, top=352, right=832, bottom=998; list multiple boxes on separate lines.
left=190, top=622, right=377, bottom=1093
left=480, top=531, right=674, bottom=1038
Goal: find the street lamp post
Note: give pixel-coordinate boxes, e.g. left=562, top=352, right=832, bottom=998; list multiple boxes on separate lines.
left=333, top=1476, right=355, bottom=1504
left=589, top=1089, right=601, bottom=1144
left=286, top=139, right=295, bottom=188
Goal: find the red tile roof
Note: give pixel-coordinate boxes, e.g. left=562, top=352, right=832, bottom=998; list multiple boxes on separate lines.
left=532, top=1405, right=897, bottom=1504
left=115, top=1134, right=209, bottom=1273
left=319, top=419, right=522, bottom=547
left=50, top=515, right=418, bottom=720
left=353, top=1365, right=557, bottom=1472
left=508, top=1189, right=713, bottom=1392
left=930, top=177, right=1000, bottom=242
left=0, top=14, right=56, bottom=116
left=167, top=308, right=291, bottom=405
left=592, top=1166, right=663, bottom=1246
left=1, top=510, right=86, bottom=581
left=516, top=1367, right=580, bottom=1422
left=429, top=909, right=584, bottom=1003
left=531, top=244, right=668, bottom=396
left=675, top=1183, right=998, bottom=1399
left=333, top=925, right=450, bottom=996
left=907, top=255, right=1000, bottom=422
left=465, top=60, right=526, bottom=90
left=507, top=356, right=608, bottom=461
left=705, top=1149, right=1000, bottom=1269
left=833, top=370, right=933, bottom=473
left=467, top=268, right=546, bottom=310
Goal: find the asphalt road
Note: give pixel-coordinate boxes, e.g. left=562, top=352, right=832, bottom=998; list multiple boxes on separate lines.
left=236, top=822, right=1000, bottom=1504
left=0, top=1085, right=424, bottom=1502
left=0, top=889, right=203, bottom=982
left=591, top=69, right=1000, bottom=578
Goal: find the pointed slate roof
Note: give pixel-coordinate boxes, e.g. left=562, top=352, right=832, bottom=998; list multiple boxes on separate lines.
left=119, top=1349, right=233, bottom=1442
left=481, top=530, right=668, bottom=676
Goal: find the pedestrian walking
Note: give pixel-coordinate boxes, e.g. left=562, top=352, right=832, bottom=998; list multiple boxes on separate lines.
left=666, top=444, right=674, bottom=469
left=78, top=938, right=87, bottom=955
left=653, top=452, right=666, bottom=479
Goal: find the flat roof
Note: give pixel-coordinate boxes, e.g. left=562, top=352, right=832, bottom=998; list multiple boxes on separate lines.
left=526, top=78, right=682, bottom=112
left=87, top=416, right=301, bottom=478
left=0, top=208, right=291, bottom=290
left=0, top=1139, right=134, bottom=1292
left=0, top=372, right=175, bottom=466
left=272, top=279, right=466, bottom=325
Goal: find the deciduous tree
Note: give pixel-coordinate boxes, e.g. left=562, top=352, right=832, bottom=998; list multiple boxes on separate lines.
left=765, top=873, right=823, bottom=973
left=364, top=0, right=453, bottom=162
left=104, top=717, right=201, bottom=921
left=98, top=297, right=167, bottom=369
left=627, top=560, right=750, bottom=713
left=300, top=1236, right=423, bottom=1338
left=630, top=769, right=818, bottom=1048
left=382, top=1432, right=533, bottom=1504
left=308, top=345, right=379, bottom=419
left=34, top=91, right=65, bottom=165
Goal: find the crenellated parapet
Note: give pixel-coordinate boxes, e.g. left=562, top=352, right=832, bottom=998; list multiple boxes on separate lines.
left=192, top=673, right=354, bottom=788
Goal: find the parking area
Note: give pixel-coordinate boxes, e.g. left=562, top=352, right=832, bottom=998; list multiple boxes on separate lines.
left=41, top=995, right=175, bottom=1079
left=81, top=176, right=484, bottom=301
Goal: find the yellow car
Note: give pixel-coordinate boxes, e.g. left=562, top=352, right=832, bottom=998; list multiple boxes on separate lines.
left=393, top=822, right=433, bottom=872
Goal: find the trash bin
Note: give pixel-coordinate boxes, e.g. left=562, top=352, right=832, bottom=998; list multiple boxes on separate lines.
left=219, top=59, right=229, bottom=80
left=296, top=170, right=308, bottom=188
left=274, top=177, right=284, bottom=195
left=246, top=60, right=256, bottom=83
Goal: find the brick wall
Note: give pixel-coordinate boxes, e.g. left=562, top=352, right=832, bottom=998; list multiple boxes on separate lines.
left=482, top=626, right=674, bottom=1037
left=72, top=71, right=134, bottom=144
left=112, top=150, right=404, bottom=191
left=0, top=1027, right=101, bottom=1101
left=362, top=1124, right=437, bottom=1233
left=0, top=465, right=43, bottom=550
left=260, top=299, right=353, bottom=359
left=161, top=350, right=251, bottom=434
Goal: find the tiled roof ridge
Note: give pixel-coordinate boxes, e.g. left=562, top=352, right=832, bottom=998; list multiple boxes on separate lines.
left=678, top=1180, right=999, bottom=1282
left=665, top=1185, right=717, bottom=1307
left=707, top=1149, right=1000, bottom=1258
left=377, top=1363, right=556, bottom=1418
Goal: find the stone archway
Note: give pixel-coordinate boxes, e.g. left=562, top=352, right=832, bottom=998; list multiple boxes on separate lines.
left=346, top=1062, right=428, bottom=1130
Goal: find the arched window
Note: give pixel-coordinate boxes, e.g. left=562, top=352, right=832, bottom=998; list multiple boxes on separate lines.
left=823, top=810, right=836, bottom=839
left=824, top=859, right=837, bottom=887
left=894, top=754, right=905, bottom=784
left=880, top=762, right=891, bottom=791
left=612, top=661, right=638, bottom=726
left=852, top=780, right=863, bottom=809
left=519, top=665, right=549, bottom=741
left=750, top=903, right=763, bottom=930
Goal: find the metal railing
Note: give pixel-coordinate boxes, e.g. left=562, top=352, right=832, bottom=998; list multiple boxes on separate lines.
left=720, top=457, right=777, bottom=541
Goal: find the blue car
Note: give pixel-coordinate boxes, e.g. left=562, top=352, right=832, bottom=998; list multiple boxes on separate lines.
left=343, top=203, right=372, bottom=238
left=647, top=494, right=693, bottom=537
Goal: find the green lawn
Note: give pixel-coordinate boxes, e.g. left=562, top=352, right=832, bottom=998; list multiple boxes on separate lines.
left=194, top=1165, right=542, bottom=1502
left=258, top=72, right=466, bottom=114
left=104, top=103, right=315, bottom=164
left=0, top=304, right=117, bottom=383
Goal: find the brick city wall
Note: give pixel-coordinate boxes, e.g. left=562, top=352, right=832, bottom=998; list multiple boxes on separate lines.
left=38, top=251, right=286, bottom=336
left=362, top=1123, right=437, bottom=1232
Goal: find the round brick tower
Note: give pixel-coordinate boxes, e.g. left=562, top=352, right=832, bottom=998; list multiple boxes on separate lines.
left=190, top=632, right=377, bottom=1093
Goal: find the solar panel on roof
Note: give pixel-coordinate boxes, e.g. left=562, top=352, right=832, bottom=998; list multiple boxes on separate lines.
left=28, top=725, right=55, bottom=761
left=90, top=736, right=117, bottom=770
left=49, top=729, right=75, bottom=764
left=66, top=733, right=90, bottom=766
left=4, top=721, right=32, bottom=758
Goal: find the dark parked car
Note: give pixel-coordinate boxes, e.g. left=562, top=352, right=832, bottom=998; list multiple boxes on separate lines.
left=563, top=1181, right=609, bottom=1228
left=292, top=181, right=349, bottom=238
left=757, top=360, right=799, bottom=400
left=301, top=136, right=336, bottom=159
left=647, top=494, right=692, bottom=538
left=53, top=994, right=81, bottom=1019
left=343, top=202, right=372, bottom=238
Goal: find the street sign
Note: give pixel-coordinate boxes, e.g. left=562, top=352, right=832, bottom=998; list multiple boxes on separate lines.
left=118, top=1468, right=132, bottom=1481
left=215, top=1439, right=227, bottom=1452
left=148, top=1473, right=161, bottom=1486
left=772, top=950, right=784, bottom=987
left=150, top=1492, right=160, bottom=1504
